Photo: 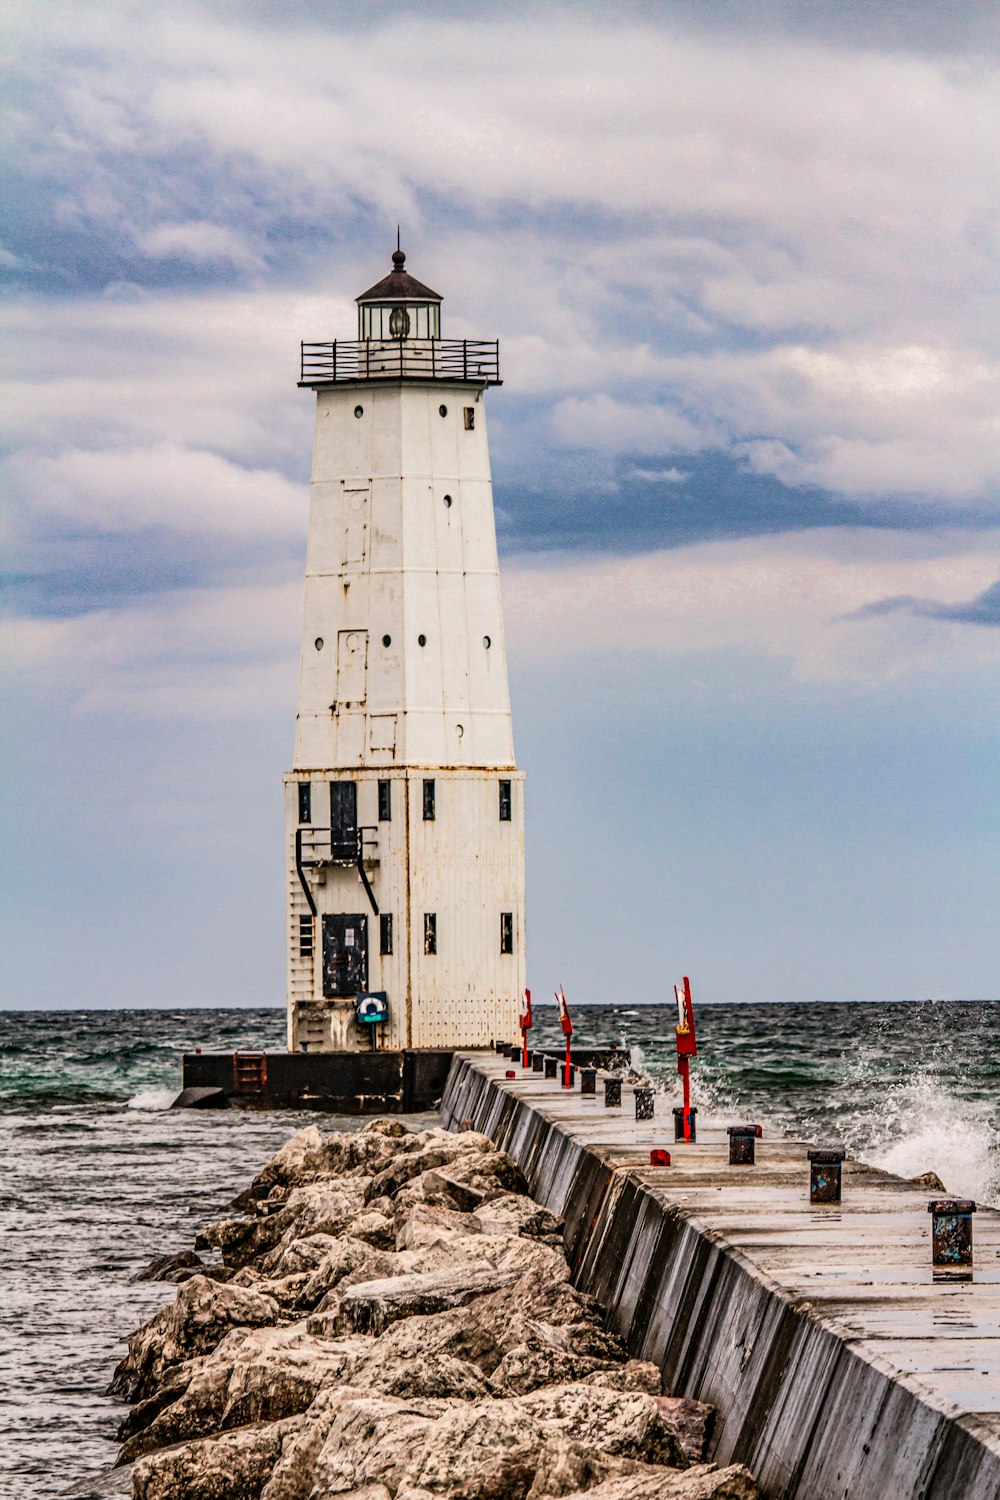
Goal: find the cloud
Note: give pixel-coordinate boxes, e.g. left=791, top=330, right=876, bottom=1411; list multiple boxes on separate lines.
left=134, top=220, right=264, bottom=270
left=855, top=578, right=1000, bottom=627
left=502, top=529, right=1000, bottom=683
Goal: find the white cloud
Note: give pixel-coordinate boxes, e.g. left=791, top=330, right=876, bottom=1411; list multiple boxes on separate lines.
left=134, top=220, right=264, bottom=270
left=502, top=529, right=1000, bottom=684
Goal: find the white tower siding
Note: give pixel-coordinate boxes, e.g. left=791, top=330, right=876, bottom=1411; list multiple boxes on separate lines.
left=286, top=366, right=525, bottom=1054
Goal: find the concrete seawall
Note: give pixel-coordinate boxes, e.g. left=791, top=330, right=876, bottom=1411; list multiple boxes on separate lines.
left=440, top=1052, right=1000, bottom=1500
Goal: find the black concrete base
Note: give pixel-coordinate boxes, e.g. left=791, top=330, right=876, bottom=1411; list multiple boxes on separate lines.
left=179, top=1048, right=462, bottom=1113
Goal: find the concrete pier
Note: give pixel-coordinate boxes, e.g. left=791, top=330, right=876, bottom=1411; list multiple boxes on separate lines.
left=441, top=1052, right=1000, bottom=1500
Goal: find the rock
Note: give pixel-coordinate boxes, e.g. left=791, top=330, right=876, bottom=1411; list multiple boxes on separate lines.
left=269, top=1392, right=453, bottom=1500
left=554, top=1466, right=758, bottom=1500
left=523, top=1440, right=640, bottom=1500
left=345, top=1208, right=397, bottom=1249
left=912, top=1170, right=947, bottom=1192
left=420, top=1150, right=529, bottom=1210
left=515, top=1384, right=687, bottom=1467
left=108, top=1276, right=279, bottom=1403
left=238, top=1125, right=326, bottom=1203
left=654, top=1398, right=715, bottom=1465
left=198, top=1179, right=369, bottom=1267
left=580, top=1361, right=662, bottom=1396
left=259, top=1231, right=347, bottom=1278
left=131, top=1250, right=205, bottom=1283
left=363, top=1119, right=410, bottom=1137
left=120, top=1327, right=373, bottom=1460
left=365, top=1136, right=493, bottom=1203
left=473, top=1195, right=565, bottom=1243
left=132, top=1415, right=303, bottom=1500
left=304, top=1243, right=399, bottom=1311
left=395, top=1203, right=483, bottom=1251
left=228, top=1267, right=315, bottom=1310
left=491, top=1346, right=619, bottom=1397
left=337, top=1264, right=525, bottom=1336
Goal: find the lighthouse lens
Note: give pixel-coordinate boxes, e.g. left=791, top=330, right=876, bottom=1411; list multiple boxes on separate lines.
left=389, top=307, right=411, bottom=339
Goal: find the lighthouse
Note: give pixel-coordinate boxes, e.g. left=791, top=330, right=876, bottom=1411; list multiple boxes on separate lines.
left=285, top=247, right=525, bottom=1060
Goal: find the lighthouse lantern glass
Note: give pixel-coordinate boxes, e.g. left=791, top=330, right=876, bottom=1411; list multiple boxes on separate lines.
left=360, top=302, right=440, bottom=340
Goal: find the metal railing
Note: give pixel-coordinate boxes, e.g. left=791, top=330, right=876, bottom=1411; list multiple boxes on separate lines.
left=299, top=339, right=500, bottom=386
left=298, top=825, right=378, bottom=867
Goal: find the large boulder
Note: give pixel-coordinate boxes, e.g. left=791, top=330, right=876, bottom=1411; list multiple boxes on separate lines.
left=108, top=1277, right=279, bottom=1403
left=551, top=1467, right=758, bottom=1500
left=336, top=1265, right=526, bottom=1336
left=264, top=1392, right=455, bottom=1500
left=197, top=1179, right=369, bottom=1268
left=473, top=1195, right=565, bottom=1244
left=131, top=1415, right=303, bottom=1500
left=365, top=1136, right=494, bottom=1203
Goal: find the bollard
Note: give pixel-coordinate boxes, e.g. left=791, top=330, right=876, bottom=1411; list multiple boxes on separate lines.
left=808, top=1148, right=846, bottom=1203
left=532, top=1053, right=544, bottom=1073
left=544, top=1057, right=558, bottom=1080
left=650, top=1148, right=671, bottom=1166
left=562, top=1063, right=576, bottom=1088
left=728, top=1125, right=757, bottom=1165
left=604, top=1077, right=622, bottom=1108
left=673, top=1106, right=697, bottom=1141
left=928, top=1198, right=976, bottom=1276
left=580, top=1067, right=597, bottom=1096
left=635, top=1086, right=655, bottom=1121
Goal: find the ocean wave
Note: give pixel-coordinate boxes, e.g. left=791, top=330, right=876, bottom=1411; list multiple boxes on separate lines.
left=126, top=1088, right=179, bottom=1111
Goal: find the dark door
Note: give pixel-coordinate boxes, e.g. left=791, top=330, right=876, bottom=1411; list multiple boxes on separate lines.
left=330, top=780, right=357, bottom=859
left=322, top=914, right=368, bottom=998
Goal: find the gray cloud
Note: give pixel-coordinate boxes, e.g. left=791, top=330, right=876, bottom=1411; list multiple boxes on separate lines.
left=855, top=579, right=1000, bottom=627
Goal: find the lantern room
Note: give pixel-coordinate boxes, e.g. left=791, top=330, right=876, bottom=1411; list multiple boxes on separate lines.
left=357, top=248, right=442, bottom=340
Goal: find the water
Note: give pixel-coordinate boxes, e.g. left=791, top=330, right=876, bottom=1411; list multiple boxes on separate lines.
left=2, top=1001, right=998, bottom=1497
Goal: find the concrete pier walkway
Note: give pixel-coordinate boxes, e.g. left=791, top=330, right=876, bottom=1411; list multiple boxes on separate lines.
left=441, top=1052, right=1000, bottom=1500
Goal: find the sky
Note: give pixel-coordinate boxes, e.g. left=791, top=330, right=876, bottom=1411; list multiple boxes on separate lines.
left=2, top=0, right=998, bottom=1008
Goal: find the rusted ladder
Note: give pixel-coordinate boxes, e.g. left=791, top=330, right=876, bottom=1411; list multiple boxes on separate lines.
left=232, top=1050, right=267, bottom=1096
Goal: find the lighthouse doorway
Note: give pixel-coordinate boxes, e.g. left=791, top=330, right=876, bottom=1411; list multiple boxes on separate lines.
left=322, top=914, right=368, bottom=998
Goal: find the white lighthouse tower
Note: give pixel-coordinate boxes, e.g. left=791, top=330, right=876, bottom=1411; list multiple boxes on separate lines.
left=285, top=247, right=525, bottom=1059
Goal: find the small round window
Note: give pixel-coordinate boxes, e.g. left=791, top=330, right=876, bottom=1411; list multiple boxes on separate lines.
left=443, top=494, right=453, bottom=508
left=418, top=634, right=427, bottom=647
left=483, top=635, right=491, bottom=649
left=354, top=405, right=364, bottom=418
left=382, top=634, right=391, bottom=647
left=314, top=637, right=324, bottom=650
left=439, top=404, right=448, bottom=417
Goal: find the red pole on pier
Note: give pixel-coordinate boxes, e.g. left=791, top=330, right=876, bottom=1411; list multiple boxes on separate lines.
left=675, top=975, right=697, bottom=1140
left=520, top=988, right=532, bottom=1068
left=556, top=986, right=573, bottom=1085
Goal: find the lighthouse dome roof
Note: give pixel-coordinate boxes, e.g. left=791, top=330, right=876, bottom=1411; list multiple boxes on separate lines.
left=357, top=249, right=442, bottom=305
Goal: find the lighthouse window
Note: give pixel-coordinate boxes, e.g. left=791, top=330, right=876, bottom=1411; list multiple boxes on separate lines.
left=439, top=405, right=448, bottom=417
left=424, top=913, right=437, bottom=955
left=483, top=635, right=491, bottom=649
left=422, top=779, right=435, bottom=821
left=380, top=913, right=393, bottom=956
left=382, top=634, right=391, bottom=647
left=354, top=405, right=364, bottom=418
left=498, top=780, right=511, bottom=822
left=314, top=637, right=324, bottom=650
left=464, top=407, right=475, bottom=430
left=298, top=782, right=312, bottom=824
left=500, top=912, right=513, bottom=955
left=378, top=780, right=392, bottom=822
left=443, top=494, right=453, bottom=508
left=418, top=633, right=427, bottom=647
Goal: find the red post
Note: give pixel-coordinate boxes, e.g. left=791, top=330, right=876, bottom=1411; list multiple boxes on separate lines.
left=520, top=988, right=532, bottom=1068
left=556, top=986, right=573, bottom=1086
left=675, top=974, right=697, bottom=1140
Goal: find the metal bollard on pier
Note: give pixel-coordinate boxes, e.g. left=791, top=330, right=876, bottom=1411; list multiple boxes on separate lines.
left=604, top=1077, right=622, bottom=1108
left=580, top=1067, right=597, bottom=1096
left=673, top=1106, right=697, bottom=1141
left=634, top=1086, right=654, bottom=1120
left=728, top=1125, right=757, bottom=1165
left=928, top=1198, right=976, bottom=1278
left=808, top=1148, right=845, bottom=1203
left=544, top=1057, right=558, bottom=1080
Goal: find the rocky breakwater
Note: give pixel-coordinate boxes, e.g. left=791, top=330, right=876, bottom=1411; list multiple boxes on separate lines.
left=108, top=1120, right=758, bottom=1500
